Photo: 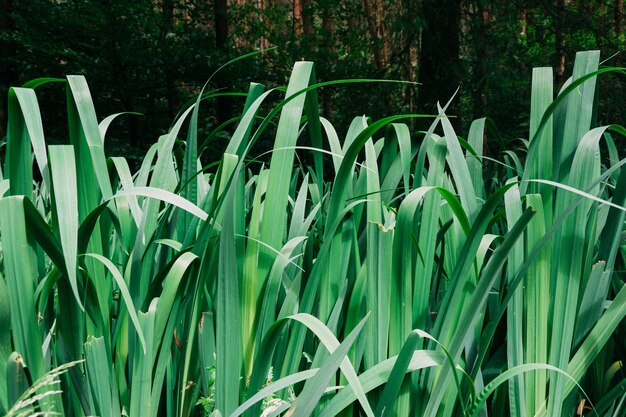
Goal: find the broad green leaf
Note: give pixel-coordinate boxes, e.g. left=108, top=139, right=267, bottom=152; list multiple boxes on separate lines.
left=49, top=145, right=82, bottom=310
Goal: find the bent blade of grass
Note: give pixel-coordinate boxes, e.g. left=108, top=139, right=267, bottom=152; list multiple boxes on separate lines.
left=230, top=370, right=318, bottom=417
left=520, top=65, right=626, bottom=194
left=99, top=112, right=142, bottom=142
left=156, top=252, right=199, bottom=338
left=321, top=117, right=344, bottom=175
left=83, top=253, right=146, bottom=353
left=115, top=187, right=208, bottom=221
left=66, top=75, right=113, bottom=200
left=527, top=179, right=626, bottom=213
left=21, top=77, right=65, bottom=89
left=256, top=236, right=307, bottom=345
left=468, top=364, right=592, bottom=417
left=288, top=313, right=374, bottom=417
left=390, top=184, right=469, bottom=415
left=6, top=87, right=48, bottom=197
left=111, top=157, right=142, bottom=228
left=318, top=350, right=444, bottom=417
left=136, top=142, right=159, bottom=188
left=288, top=173, right=320, bottom=240
left=180, top=86, right=203, bottom=208
left=224, top=87, right=273, bottom=158
left=288, top=313, right=369, bottom=417
left=375, top=330, right=426, bottom=417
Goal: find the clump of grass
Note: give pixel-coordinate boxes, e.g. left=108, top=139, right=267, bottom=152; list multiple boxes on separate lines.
left=0, top=51, right=625, bottom=417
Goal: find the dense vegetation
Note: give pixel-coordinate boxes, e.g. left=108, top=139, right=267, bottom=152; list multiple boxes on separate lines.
left=1, top=50, right=626, bottom=417
left=1, top=0, right=625, bottom=156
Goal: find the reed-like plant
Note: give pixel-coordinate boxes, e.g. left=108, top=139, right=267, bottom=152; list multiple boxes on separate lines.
left=1, top=51, right=625, bottom=417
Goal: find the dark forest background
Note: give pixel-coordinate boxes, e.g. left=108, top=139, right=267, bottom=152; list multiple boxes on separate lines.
left=0, top=0, right=624, bottom=164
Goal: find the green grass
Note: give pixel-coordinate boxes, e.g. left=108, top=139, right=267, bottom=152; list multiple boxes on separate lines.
left=1, top=50, right=626, bottom=417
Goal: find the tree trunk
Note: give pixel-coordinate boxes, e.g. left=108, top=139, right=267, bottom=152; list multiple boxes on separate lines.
left=418, top=0, right=462, bottom=126
left=257, top=0, right=268, bottom=50
left=302, top=0, right=314, bottom=49
left=402, top=0, right=418, bottom=124
left=214, top=0, right=228, bottom=50
left=294, top=0, right=303, bottom=37
left=233, top=0, right=247, bottom=49
left=376, top=0, right=389, bottom=68
left=362, top=0, right=386, bottom=72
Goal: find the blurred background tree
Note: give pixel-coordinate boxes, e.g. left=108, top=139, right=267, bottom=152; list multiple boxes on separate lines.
left=0, top=0, right=624, bottom=164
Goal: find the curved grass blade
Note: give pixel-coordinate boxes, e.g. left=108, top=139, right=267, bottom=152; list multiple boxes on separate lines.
left=467, top=364, right=593, bottom=417
left=114, top=186, right=208, bottom=221
left=83, top=253, right=146, bottom=353
left=99, top=112, right=142, bottom=142
left=287, top=313, right=369, bottom=417
left=289, top=314, right=374, bottom=417
left=6, top=87, right=46, bottom=197
left=229, top=370, right=318, bottom=417
left=317, top=350, right=444, bottom=417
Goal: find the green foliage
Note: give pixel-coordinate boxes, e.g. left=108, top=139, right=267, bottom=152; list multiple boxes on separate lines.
left=0, top=51, right=626, bottom=417
left=2, top=0, right=624, bottom=153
